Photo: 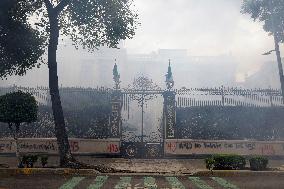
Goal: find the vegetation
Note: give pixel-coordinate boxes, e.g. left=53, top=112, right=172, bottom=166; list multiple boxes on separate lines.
left=205, top=154, right=246, bottom=170
left=249, top=156, right=268, bottom=171
left=177, top=106, right=284, bottom=140
left=40, top=155, right=49, bottom=167
left=21, top=154, right=39, bottom=168
left=241, top=0, right=284, bottom=102
left=1, top=104, right=284, bottom=140
left=0, top=91, right=38, bottom=166
left=0, top=0, right=138, bottom=167
left=0, top=0, right=45, bottom=78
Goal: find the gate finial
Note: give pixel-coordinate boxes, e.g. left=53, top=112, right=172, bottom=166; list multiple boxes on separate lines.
left=113, top=59, right=120, bottom=90
left=165, top=59, right=174, bottom=90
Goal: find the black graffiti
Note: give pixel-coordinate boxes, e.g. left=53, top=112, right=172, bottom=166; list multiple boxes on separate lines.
left=0, top=142, right=13, bottom=152
left=224, top=142, right=255, bottom=150
left=179, top=142, right=193, bottom=149
left=203, top=142, right=222, bottom=149
left=244, top=143, right=255, bottom=150
left=195, top=143, right=202, bottom=148
left=19, top=141, right=57, bottom=151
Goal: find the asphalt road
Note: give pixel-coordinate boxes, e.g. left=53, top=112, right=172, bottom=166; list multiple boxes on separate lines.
left=1, top=175, right=284, bottom=189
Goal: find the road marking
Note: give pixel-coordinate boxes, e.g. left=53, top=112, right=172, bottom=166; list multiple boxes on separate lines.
left=165, top=177, right=185, bottom=189
left=114, top=177, right=132, bottom=189
left=87, top=176, right=109, bottom=189
left=59, top=176, right=85, bottom=189
left=211, top=177, right=239, bottom=189
left=188, top=177, right=213, bottom=189
left=144, top=177, right=158, bottom=189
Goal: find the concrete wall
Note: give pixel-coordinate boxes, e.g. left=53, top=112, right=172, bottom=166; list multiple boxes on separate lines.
left=0, top=138, right=120, bottom=155
left=165, top=139, right=284, bottom=156
left=1, top=138, right=284, bottom=157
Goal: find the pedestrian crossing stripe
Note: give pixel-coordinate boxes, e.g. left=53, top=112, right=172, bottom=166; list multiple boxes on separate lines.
left=59, top=176, right=85, bottom=189
left=188, top=177, right=214, bottom=189
left=87, top=176, right=108, bottom=189
left=114, top=177, right=132, bottom=189
left=144, top=177, right=158, bottom=189
left=211, top=177, right=239, bottom=189
left=58, top=175, right=241, bottom=189
left=165, top=177, right=185, bottom=189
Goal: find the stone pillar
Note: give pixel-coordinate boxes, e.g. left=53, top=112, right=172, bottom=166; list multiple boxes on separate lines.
left=162, top=91, right=176, bottom=139
left=109, top=90, right=122, bottom=138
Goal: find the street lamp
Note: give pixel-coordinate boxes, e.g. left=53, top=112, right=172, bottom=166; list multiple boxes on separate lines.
left=262, top=50, right=275, bottom=56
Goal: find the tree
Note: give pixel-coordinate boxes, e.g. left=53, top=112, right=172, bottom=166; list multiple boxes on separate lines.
left=0, top=0, right=45, bottom=78
left=241, top=0, right=284, bottom=103
left=0, top=0, right=138, bottom=167
left=0, top=91, right=38, bottom=167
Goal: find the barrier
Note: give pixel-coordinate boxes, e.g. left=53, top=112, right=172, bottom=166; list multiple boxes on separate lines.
left=0, top=138, right=120, bottom=155
left=165, top=139, right=284, bottom=156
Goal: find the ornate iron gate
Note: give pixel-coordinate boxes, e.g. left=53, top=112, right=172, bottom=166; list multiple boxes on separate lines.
left=109, top=62, right=177, bottom=158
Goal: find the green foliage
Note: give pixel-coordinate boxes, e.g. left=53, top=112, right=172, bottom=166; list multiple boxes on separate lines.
left=0, top=0, right=138, bottom=77
left=177, top=107, right=284, bottom=140
left=21, top=154, right=38, bottom=168
left=0, top=91, right=38, bottom=125
left=40, top=155, right=48, bottom=167
left=205, top=154, right=246, bottom=170
left=0, top=0, right=45, bottom=78
left=249, top=156, right=268, bottom=171
left=241, top=0, right=284, bottom=42
left=205, top=157, right=215, bottom=170
left=0, top=89, right=111, bottom=138
left=61, top=0, right=139, bottom=49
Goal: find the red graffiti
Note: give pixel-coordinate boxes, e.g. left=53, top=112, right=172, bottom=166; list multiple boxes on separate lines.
left=167, top=142, right=177, bottom=152
left=69, top=141, right=79, bottom=152
left=107, top=144, right=119, bottom=153
left=261, top=144, right=275, bottom=155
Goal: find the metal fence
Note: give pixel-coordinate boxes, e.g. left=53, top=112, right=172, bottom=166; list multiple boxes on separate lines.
left=0, top=85, right=283, bottom=108
left=175, top=86, right=283, bottom=107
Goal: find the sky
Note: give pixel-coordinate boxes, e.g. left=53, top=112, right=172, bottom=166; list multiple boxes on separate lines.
left=124, top=0, right=282, bottom=80
left=1, top=0, right=283, bottom=86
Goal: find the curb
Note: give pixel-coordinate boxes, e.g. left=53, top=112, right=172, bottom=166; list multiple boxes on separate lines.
left=0, top=168, right=99, bottom=177
left=190, top=170, right=284, bottom=177
left=1, top=168, right=284, bottom=177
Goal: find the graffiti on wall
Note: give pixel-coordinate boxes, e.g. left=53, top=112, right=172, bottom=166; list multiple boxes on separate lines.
left=165, top=140, right=284, bottom=156
left=0, top=138, right=120, bottom=154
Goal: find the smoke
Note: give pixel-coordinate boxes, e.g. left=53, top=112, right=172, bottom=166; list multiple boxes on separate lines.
left=1, top=0, right=283, bottom=88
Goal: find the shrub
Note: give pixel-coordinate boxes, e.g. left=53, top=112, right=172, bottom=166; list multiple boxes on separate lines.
left=21, top=154, right=38, bottom=168
left=205, top=157, right=215, bottom=170
left=249, top=156, right=268, bottom=171
left=40, top=155, right=48, bottom=167
left=205, top=154, right=246, bottom=170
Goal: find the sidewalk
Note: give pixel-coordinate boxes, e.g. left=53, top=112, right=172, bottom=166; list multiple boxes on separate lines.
left=1, top=156, right=284, bottom=174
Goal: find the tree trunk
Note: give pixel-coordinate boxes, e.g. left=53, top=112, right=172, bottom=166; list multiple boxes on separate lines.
left=47, top=11, right=73, bottom=166
left=9, top=123, right=21, bottom=167
left=274, top=35, right=284, bottom=104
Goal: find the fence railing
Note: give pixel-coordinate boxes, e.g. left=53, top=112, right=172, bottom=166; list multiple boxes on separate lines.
left=0, top=85, right=283, bottom=108
left=175, top=86, right=283, bottom=107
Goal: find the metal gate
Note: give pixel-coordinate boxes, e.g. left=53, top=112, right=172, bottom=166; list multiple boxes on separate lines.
left=109, top=62, right=177, bottom=158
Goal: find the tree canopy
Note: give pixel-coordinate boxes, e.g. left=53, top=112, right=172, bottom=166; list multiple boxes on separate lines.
left=0, top=0, right=45, bottom=78
left=0, top=0, right=138, bottom=167
left=241, top=0, right=284, bottom=42
left=0, top=91, right=38, bottom=125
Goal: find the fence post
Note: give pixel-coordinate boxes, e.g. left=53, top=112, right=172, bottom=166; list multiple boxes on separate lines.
left=221, top=85, right=225, bottom=106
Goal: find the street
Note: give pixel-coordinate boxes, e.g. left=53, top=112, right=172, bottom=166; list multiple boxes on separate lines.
left=1, top=175, right=284, bottom=189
